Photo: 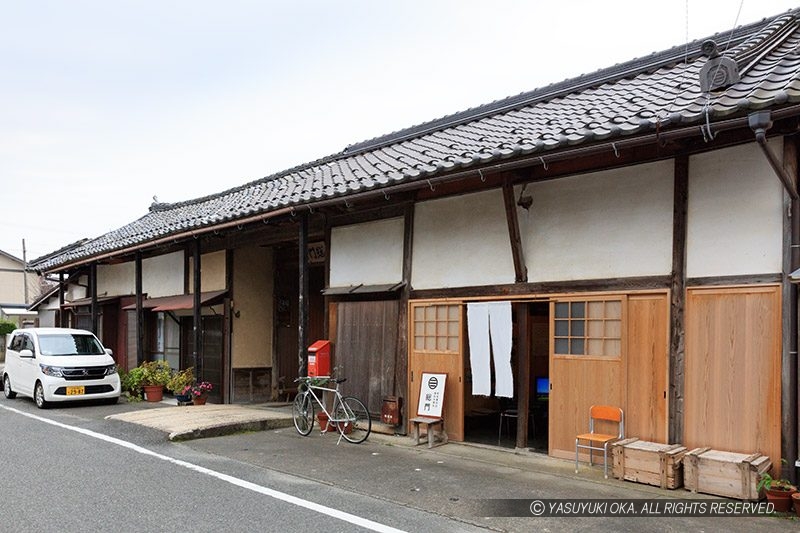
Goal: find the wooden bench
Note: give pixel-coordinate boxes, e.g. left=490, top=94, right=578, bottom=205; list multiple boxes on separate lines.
left=410, top=416, right=448, bottom=448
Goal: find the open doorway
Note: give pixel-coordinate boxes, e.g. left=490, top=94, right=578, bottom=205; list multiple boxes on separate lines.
left=462, top=301, right=550, bottom=451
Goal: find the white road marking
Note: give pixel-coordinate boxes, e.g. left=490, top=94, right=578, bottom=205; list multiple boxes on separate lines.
left=0, top=404, right=406, bottom=533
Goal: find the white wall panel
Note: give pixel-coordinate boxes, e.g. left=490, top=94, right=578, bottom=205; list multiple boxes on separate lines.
left=520, top=160, right=674, bottom=282
left=412, top=190, right=515, bottom=289
left=97, top=262, right=135, bottom=296
left=142, top=251, right=184, bottom=297
left=687, top=141, right=783, bottom=277
left=330, top=217, right=404, bottom=287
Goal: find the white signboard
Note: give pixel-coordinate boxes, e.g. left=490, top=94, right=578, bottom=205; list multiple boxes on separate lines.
left=417, top=373, right=447, bottom=418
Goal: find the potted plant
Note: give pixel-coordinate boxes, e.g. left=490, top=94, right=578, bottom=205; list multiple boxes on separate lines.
left=140, top=360, right=173, bottom=402
left=184, top=381, right=213, bottom=405
left=758, top=471, right=797, bottom=513
left=120, top=366, right=145, bottom=401
left=167, top=367, right=194, bottom=403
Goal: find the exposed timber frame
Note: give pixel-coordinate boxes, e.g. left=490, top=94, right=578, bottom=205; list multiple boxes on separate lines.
left=668, top=154, right=689, bottom=444
left=502, top=176, right=527, bottom=283
left=782, top=135, right=799, bottom=482
left=90, top=262, right=98, bottom=334
left=135, top=252, right=144, bottom=366
left=394, top=203, right=414, bottom=431
left=298, top=213, right=309, bottom=378
left=193, top=240, right=202, bottom=378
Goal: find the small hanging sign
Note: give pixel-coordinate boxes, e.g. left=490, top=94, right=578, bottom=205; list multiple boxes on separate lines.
left=416, top=372, right=447, bottom=418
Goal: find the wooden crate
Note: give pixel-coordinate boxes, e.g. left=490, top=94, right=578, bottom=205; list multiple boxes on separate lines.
left=683, top=447, right=771, bottom=501
left=611, top=438, right=687, bottom=489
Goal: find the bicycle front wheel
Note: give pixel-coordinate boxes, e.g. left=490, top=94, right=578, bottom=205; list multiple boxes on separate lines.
left=335, top=396, right=371, bottom=444
left=292, top=392, right=314, bottom=436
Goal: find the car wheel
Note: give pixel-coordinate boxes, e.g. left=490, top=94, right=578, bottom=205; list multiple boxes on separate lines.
left=3, top=375, right=16, bottom=399
left=34, top=382, right=49, bottom=409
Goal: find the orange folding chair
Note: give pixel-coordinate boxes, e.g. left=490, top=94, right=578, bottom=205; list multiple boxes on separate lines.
left=575, top=405, right=624, bottom=479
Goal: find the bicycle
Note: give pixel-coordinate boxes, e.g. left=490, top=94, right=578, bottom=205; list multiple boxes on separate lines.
left=292, top=376, right=372, bottom=444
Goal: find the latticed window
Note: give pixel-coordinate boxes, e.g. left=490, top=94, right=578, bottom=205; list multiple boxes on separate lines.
left=553, top=299, right=622, bottom=356
left=413, top=304, right=460, bottom=353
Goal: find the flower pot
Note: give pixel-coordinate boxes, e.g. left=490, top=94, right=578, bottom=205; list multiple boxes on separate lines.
left=143, top=385, right=164, bottom=402
left=765, top=486, right=797, bottom=513
left=317, top=412, right=337, bottom=431
left=192, top=395, right=207, bottom=406
left=175, top=393, right=191, bottom=403
left=792, top=492, right=800, bottom=517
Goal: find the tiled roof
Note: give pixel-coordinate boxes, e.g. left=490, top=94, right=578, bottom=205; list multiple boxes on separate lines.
left=31, top=9, right=800, bottom=272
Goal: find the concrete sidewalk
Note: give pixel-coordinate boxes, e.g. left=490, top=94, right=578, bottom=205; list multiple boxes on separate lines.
left=106, top=401, right=295, bottom=441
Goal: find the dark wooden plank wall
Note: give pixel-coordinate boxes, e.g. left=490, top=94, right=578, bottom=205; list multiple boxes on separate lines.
left=335, top=300, right=399, bottom=415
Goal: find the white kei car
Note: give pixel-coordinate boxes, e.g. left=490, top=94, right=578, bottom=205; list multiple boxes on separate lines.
left=3, top=328, right=121, bottom=408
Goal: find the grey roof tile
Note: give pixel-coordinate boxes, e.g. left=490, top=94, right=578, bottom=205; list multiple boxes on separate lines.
left=31, top=10, right=800, bottom=272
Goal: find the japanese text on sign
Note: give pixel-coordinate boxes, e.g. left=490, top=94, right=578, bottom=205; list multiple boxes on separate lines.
left=417, top=372, right=447, bottom=417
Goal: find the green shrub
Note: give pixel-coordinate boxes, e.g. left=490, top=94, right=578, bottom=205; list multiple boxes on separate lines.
left=0, top=320, right=16, bottom=336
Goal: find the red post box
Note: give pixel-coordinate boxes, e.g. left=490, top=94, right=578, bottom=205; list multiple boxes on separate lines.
left=307, top=340, right=331, bottom=377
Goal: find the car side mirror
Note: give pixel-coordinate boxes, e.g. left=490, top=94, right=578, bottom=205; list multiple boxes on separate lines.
left=19, top=349, right=34, bottom=358
left=105, top=348, right=113, bottom=356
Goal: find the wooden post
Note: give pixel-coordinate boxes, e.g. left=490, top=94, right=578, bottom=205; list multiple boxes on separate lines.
left=298, top=213, right=309, bottom=377
left=135, top=252, right=144, bottom=365
left=58, top=272, right=65, bottom=327
left=90, top=262, right=98, bottom=334
left=515, top=302, right=530, bottom=449
left=396, top=203, right=414, bottom=432
left=668, top=154, right=689, bottom=444
left=193, top=240, right=202, bottom=379
left=224, top=248, right=234, bottom=403
left=782, top=135, right=798, bottom=483
left=502, top=178, right=527, bottom=283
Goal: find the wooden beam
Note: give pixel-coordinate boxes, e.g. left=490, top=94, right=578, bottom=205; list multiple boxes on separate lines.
left=668, top=154, right=689, bottom=445
left=411, top=275, right=671, bottom=300
left=502, top=178, right=527, bottom=283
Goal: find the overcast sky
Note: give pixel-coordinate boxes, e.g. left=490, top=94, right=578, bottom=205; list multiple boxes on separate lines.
left=2, top=0, right=798, bottom=262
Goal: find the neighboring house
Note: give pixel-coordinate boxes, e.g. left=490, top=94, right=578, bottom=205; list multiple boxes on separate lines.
left=0, top=248, right=38, bottom=327
left=29, top=10, right=800, bottom=479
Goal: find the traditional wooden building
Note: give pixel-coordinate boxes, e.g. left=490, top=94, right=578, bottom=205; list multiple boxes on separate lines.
left=30, top=10, right=800, bottom=480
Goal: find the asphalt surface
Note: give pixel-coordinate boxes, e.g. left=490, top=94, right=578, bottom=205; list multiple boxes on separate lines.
left=102, top=398, right=799, bottom=532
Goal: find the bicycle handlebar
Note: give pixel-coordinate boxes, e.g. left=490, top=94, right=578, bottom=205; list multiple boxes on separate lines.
left=293, top=376, right=348, bottom=384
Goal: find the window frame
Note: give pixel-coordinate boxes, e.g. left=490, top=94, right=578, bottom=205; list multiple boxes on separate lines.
left=551, top=295, right=626, bottom=361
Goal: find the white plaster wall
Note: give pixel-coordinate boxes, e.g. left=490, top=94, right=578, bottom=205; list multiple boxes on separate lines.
left=412, top=189, right=515, bottom=289
left=142, top=251, right=184, bottom=297
left=330, top=217, right=404, bottom=287
left=37, top=309, right=56, bottom=327
left=520, top=160, right=674, bottom=282
left=97, top=262, right=135, bottom=296
left=687, top=140, right=783, bottom=278
left=188, top=250, right=226, bottom=293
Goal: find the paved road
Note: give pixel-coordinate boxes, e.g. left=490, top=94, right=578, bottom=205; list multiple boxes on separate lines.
left=0, top=394, right=794, bottom=532
left=0, top=398, right=483, bottom=532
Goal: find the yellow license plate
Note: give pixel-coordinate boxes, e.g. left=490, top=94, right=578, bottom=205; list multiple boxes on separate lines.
left=66, top=386, right=85, bottom=396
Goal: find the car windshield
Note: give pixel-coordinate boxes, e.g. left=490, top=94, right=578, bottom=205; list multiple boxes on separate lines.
left=38, top=334, right=105, bottom=356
